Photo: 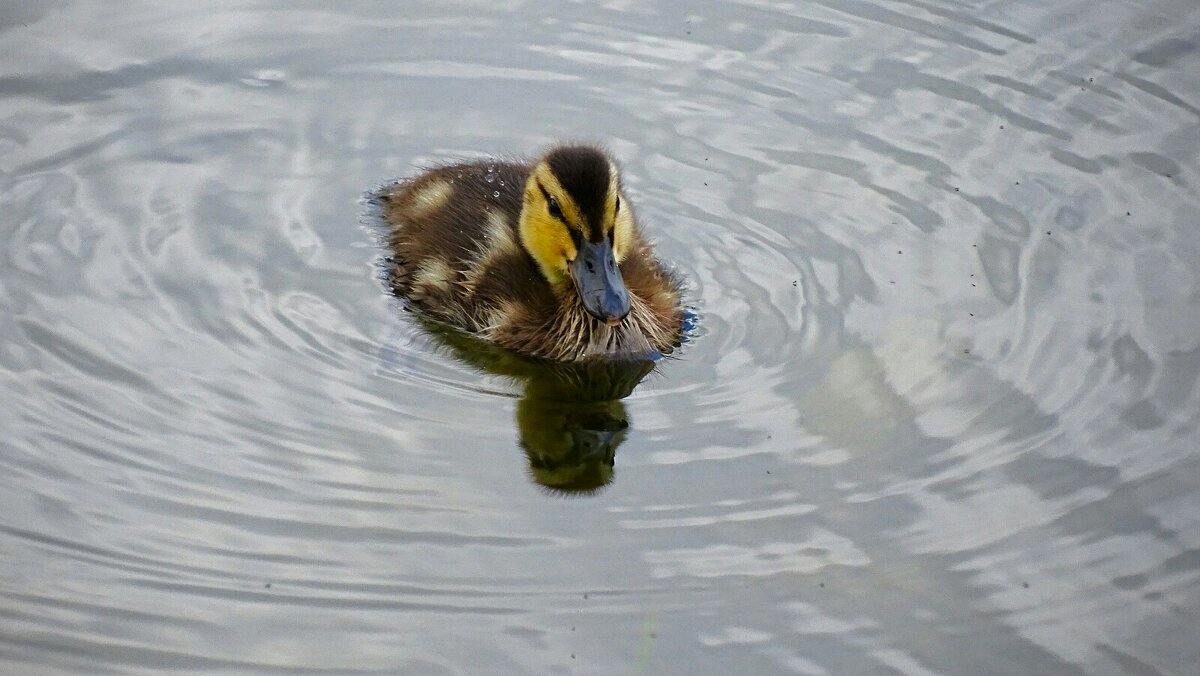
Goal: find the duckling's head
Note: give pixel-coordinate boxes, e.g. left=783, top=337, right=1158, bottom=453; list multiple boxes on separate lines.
left=519, top=146, right=634, bottom=325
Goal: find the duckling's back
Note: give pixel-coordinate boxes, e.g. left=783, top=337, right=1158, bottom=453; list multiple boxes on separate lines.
left=381, top=160, right=555, bottom=332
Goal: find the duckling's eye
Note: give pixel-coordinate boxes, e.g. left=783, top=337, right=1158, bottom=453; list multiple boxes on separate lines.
left=547, top=196, right=564, bottom=221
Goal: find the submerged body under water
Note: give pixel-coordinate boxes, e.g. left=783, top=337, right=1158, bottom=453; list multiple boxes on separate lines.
left=401, top=315, right=660, bottom=494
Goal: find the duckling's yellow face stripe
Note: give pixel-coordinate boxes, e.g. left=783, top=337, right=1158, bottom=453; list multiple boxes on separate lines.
left=520, top=160, right=635, bottom=285
left=519, top=163, right=581, bottom=285
left=609, top=161, right=633, bottom=263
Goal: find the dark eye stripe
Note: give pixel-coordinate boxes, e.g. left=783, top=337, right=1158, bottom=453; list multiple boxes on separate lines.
left=536, top=182, right=565, bottom=221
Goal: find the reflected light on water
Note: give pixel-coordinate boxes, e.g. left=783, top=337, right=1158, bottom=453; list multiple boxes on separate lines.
left=2, top=0, right=1198, bottom=674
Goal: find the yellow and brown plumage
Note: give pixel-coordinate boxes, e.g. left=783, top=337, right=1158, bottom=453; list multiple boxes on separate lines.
left=379, top=145, right=684, bottom=361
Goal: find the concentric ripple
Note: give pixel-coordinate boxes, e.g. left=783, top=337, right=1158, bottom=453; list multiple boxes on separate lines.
left=2, top=1, right=1198, bottom=674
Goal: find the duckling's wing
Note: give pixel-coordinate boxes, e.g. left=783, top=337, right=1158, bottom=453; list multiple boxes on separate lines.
left=383, top=161, right=532, bottom=329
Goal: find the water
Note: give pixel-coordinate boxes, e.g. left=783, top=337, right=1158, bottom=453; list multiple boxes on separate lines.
left=3, top=1, right=1199, bottom=673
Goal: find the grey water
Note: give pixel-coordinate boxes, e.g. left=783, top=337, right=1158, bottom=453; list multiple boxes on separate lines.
left=3, top=1, right=1199, bottom=674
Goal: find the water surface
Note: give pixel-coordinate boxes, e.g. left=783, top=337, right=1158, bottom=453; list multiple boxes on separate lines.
left=2, top=1, right=1199, bottom=674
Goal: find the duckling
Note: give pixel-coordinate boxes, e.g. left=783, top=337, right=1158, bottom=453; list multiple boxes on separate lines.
left=379, top=145, right=684, bottom=361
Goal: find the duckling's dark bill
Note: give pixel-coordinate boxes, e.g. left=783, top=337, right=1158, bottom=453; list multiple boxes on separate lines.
left=569, top=238, right=630, bottom=326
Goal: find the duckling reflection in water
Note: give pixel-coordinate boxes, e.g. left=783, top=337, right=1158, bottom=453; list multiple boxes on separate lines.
left=415, top=317, right=656, bottom=494
left=517, top=370, right=646, bottom=493
left=377, top=144, right=684, bottom=361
